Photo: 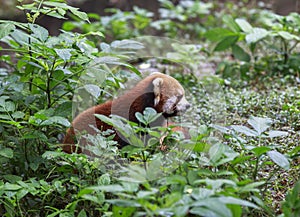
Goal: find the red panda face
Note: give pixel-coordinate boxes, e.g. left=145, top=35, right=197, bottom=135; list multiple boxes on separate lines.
left=152, top=72, right=190, bottom=117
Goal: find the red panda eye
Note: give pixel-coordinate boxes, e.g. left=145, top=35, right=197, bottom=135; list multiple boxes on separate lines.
left=177, top=95, right=183, bottom=100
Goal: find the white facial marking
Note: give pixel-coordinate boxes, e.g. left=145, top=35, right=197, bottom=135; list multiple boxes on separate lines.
left=163, top=96, right=177, bottom=114
left=176, top=96, right=190, bottom=113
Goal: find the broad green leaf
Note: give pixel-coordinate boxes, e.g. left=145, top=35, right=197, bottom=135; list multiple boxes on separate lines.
left=204, top=28, right=235, bottom=42
left=3, top=175, right=22, bottom=183
left=277, top=31, right=300, bottom=41
left=190, top=207, right=220, bottom=217
left=94, top=56, right=121, bottom=65
left=135, top=112, right=145, bottom=125
left=12, top=111, right=25, bottom=119
left=81, top=194, right=104, bottom=204
left=98, top=173, right=111, bottom=185
left=29, top=24, right=49, bottom=42
left=267, top=130, right=288, bottom=138
left=239, top=181, right=265, bottom=193
left=232, top=44, right=251, bottom=62
left=77, top=188, right=94, bottom=197
left=16, top=189, right=29, bottom=200
left=0, top=148, right=13, bottom=158
left=137, top=189, right=158, bottom=198
left=4, top=183, right=22, bottom=190
left=41, top=1, right=69, bottom=9
left=41, top=116, right=71, bottom=127
left=69, top=8, right=89, bottom=22
left=248, top=116, right=272, bottom=135
left=209, top=143, right=225, bottom=164
left=230, top=125, right=258, bottom=136
left=82, top=31, right=104, bottom=38
left=251, top=146, right=271, bottom=156
left=112, top=206, right=136, bottom=217
left=267, top=150, right=290, bottom=170
left=55, top=49, right=73, bottom=61
left=111, top=39, right=144, bottom=50
left=42, top=151, right=65, bottom=159
left=84, top=84, right=101, bottom=98
left=223, top=15, right=241, bottom=32
left=235, top=18, right=253, bottom=33
left=214, top=35, right=239, bottom=51
left=106, top=199, right=141, bottom=207
left=88, top=184, right=125, bottom=192
left=29, top=162, right=39, bottom=171
left=0, top=23, right=15, bottom=39
left=192, top=198, right=232, bottom=217
left=166, top=175, right=187, bottom=185
left=78, top=210, right=87, bottom=217
left=3, top=101, right=15, bottom=112
left=219, top=196, right=258, bottom=208
left=191, top=188, right=214, bottom=200
left=245, top=28, right=269, bottom=44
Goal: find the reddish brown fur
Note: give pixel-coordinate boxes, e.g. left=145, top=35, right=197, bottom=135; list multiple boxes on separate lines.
left=62, top=73, right=187, bottom=154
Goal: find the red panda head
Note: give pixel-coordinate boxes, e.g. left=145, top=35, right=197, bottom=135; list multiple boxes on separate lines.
left=151, top=72, right=190, bottom=117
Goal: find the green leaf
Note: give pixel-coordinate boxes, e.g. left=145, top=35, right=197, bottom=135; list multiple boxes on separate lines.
left=82, top=31, right=104, bottom=38
left=12, top=111, right=25, bottom=119
left=0, top=148, right=14, bottom=158
left=137, top=189, right=158, bottom=198
left=251, top=146, right=271, bottom=156
left=166, top=175, right=187, bottom=185
left=223, top=15, right=241, bottom=32
left=267, top=130, right=288, bottom=138
left=230, top=125, right=258, bottom=136
left=4, top=183, right=22, bottom=191
left=81, top=194, right=104, bottom=204
left=94, top=56, right=122, bottom=65
left=192, top=198, right=232, bottom=217
left=245, top=28, right=269, bottom=44
left=106, top=199, right=141, bottom=207
left=111, top=39, right=144, bottom=50
left=112, top=206, right=136, bottom=217
left=214, top=35, right=239, bottom=51
left=84, top=84, right=101, bottom=98
left=267, top=150, right=290, bottom=170
left=69, top=8, right=89, bottom=22
left=189, top=207, right=218, bottom=217
left=277, top=31, right=300, bottom=41
left=239, top=181, right=265, bottom=193
left=29, top=24, right=49, bottom=42
left=88, top=184, right=125, bottom=193
left=191, top=188, right=214, bottom=200
left=204, top=28, right=235, bottom=42
left=232, top=44, right=251, bottom=62
left=78, top=210, right=87, bottom=217
left=41, top=116, right=71, bottom=127
left=248, top=116, right=272, bottom=135
left=55, top=49, right=73, bottom=61
left=2, top=101, right=15, bottom=112
left=0, top=23, right=16, bottom=39
left=219, top=196, right=258, bottom=208
left=3, top=175, right=22, bottom=183
left=235, top=18, right=253, bottom=33
left=98, top=173, right=111, bottom=185
left=209, top=143, right=225, bottom=164
left=78, top=188, right=94, bottom=197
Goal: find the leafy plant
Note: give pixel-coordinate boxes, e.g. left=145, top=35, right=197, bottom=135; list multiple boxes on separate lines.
left=280, top=180, right=300, bottom=217
left=205, top=12, right=300, bottom=79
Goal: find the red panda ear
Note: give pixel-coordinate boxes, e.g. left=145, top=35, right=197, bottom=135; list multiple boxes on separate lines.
left=153, top=77, right=163, bottom=106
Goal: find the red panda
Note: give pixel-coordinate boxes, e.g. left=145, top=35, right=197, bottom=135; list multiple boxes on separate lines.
left=62, top=72, right=190, bottom=154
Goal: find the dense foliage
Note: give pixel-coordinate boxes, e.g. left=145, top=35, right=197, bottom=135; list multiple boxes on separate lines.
left=0, top=0, right=299, bottom=216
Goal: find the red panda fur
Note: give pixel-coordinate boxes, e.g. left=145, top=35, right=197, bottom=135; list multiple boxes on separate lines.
left=62, top=72, right=190, bottom=154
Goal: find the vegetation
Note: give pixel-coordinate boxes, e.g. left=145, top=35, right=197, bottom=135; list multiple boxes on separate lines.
left=0, top=0, right=299, bottom=216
